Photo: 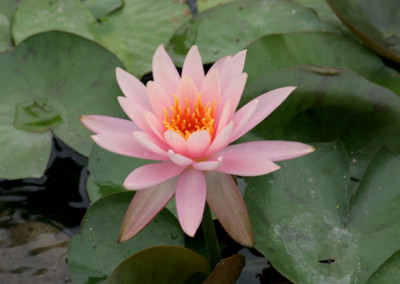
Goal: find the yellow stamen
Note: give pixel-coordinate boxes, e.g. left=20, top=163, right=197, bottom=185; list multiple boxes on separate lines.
left=163, top=93, right=215, bottom=140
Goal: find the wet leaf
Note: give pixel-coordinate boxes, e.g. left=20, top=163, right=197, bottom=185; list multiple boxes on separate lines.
left=0, top=31, right=122, bottom=179
left=68, top=192, right=185, bottom=284
left=244, top=32, right=400, bottom=95
left=166, top=0, right=337, bottom=65
left=106, top=246, right=210, bottom=284
left=245, top=142, right=400, bottom=283
left=326, top=0, right=400, bottom=64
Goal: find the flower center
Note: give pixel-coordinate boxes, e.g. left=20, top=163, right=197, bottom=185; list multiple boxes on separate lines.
left=163, top=93, right=216, bottom=140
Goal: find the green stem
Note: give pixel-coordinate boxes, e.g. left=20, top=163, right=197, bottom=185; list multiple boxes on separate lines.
left=201, top=202, right=222, bottom=268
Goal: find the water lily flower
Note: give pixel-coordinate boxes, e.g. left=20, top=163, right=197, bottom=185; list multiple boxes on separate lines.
left=81, top=45, right=314, bottom=247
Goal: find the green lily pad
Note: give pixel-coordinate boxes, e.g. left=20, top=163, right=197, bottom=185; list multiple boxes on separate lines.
left=326, top=0, right=400, bottom=64
left=197, top=0, right=236, bottom=12
left=68, top=192, right=185, bottom=284
left=81, top=0, right=123, bottom=19
left=244, top=32, right=400, bottom=95
left=106, top=246, right=210, bottom=284
left=244, top=141, right=400, bottom=283
left=367, top=250, right=400, bottom=283
left=12, top=0, right=96, bottom=45
left=0, top=31, right=123, bottom=179
left=240, top=66, right=400, bottom=180
left=0, top=0, right=19, bottom=52
left=166, top=0, right=337, bottom=65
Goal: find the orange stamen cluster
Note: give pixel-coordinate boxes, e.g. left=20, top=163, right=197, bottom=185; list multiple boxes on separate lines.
left=163, top=93, right=216, bottom=140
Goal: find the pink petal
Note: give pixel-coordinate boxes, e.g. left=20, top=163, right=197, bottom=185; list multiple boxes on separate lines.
left=217, top=50, right=246, bottom=91
left=118, top=96, right=150, bottom=133
left=230, top=87, right=296, bottom=142
left=152, top=45, right=180, bottom=96
left=164, top=130, right=187, bottom=156
left=80, top=115, right=139, bottom=134
left=186, top=130, right=211, bottom=159
left=118, top=178, right=177, bottom=242
left=177, top=75, right=198, bottom=110
left=147, top=81, right=174, bottom=121
left=206, top=172, right=254, bottom=247
left=209, top=55, right=231, bottom=72
left=204, top=121, right=234, bottom=156
left=229, top=99, right=258, bottom=142
left=92, top=133, right=168, bottom=161
left=168, top=150, right=194, bottom=166
left=182, top=45, right=205, bottom=90
left=193, top=156, right=223, bottom=171
left=220, top=73, right=247, bottom=115
left=200, top=68, right=220, bottom=109
left=215, top=98, right=231, bottom=136
left=176, top=168, right=206, bottom=237
left=216, top=152, right=280, bottom=176
left=143, top=111, right=165, bottom=142
left=116, top=68, right=152, bottom=110
left=219, top=141, right=315, bottom=162
left=133, top=132, right=168, bottom=157
left=124, top=162, right=185, bottom=190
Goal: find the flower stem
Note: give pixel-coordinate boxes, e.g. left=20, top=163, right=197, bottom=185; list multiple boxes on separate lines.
left=201, top=202, right=222, bottom=268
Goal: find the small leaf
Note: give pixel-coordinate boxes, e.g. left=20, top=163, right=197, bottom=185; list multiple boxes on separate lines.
left=203, top=254, right=245, bottom=284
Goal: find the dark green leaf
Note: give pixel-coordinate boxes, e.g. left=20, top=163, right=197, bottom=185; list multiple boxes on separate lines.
left=203, top=254, right=245, bottom=284
left=367, top=250, right=400, bottom=283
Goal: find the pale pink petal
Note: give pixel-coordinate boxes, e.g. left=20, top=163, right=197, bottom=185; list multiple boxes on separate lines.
left=124, top=162, right=185, bottom=190
left=229, top=99, right=258, bottom=142
left=209, top=55, right=231, bottom=72
left=147, top=81, right=174, bottom=121
left=152, top=45, right=180, bottom=96
left=204, top=121, right=234, bottom=156
left=206, top=172, right=254, bottom=247
left=220, top=73, right=247, bottom=115
left=116, top=68, right=152, bottom=110
left=143, top=111, right=165, bottom=142
left=80, top=115, right=139, bottom=134
left=230, top=87, right=296, bottom=142
left=164, top=130, right=187, bottom=156
left=118, top=96, right=150, bottom=133
left=200, top=68, right=220, bottom=109
left=215, top=98, right=231, bottom=136
left=217, top=50, right=246, bottom=91
left=133, top=132, right=168, bottom=157
left=216, top=152, right=280, bottom=176
left=182, top=45, right=205, bottom=90
left=118, top=178, right=177, bottom=242
left=219, top=141, right=315, bottom=162
left=176, top=168, right=206, bottom=237
left=177, top=75, right=198, bottom=109
left=193, top=156, right=223, bottom=171
left=168, top=149, right=194, bottom=166
left=186, top=130, right=211, bottom=159
left=92, top=133, right=168, bottom=161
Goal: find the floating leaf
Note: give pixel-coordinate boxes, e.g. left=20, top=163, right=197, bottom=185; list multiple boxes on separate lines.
left=166, top=0, right=337, bottom=65
left=245, top=142, right=400, bottom=283
left=81, top=0, right=123, bottom=19
left=326, top=0, right=400, bottom=64
left=106, top=246, right=210, bottom=284
left=0, top=31, right=123, bottom=179
left=367, top=250, right=400, bottom=283
left=244, top=31, right=400, bottom=95
left=0, top=0, right=19, bottom=52
left=68, top=192, right=185, bottom=284
left=241, top=66, right=400, bottom=180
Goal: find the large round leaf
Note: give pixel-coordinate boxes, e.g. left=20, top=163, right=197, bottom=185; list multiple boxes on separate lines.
left=0, top=0, right=19, bottom=52
left=367, top=250, right=400, bottom=283
left=166, top=0, right=337, bottom=65
left=106, top=246, right=210, bottom=284
left=81, top=0, right=123, bottom=19
left=244, top=31, right=400, bottom=95
left=0, top=31, right=123, bottom=179
left=240, top=66, right=400, bottom=180
left=326, top=0, right=400, bottom=64
left=68, top=192, right=185, bottom=284
left=244, top=142, right=400, bottom=283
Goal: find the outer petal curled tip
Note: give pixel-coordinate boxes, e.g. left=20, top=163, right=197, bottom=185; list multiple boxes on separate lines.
left=206, top=172, right=254, bottom=247
left=176, top=168, right=206, bottom=237
left=118, top=178, right=177, bottom=243
left=217, top=49, right=247, bottom=91
left=168, top=149, right=193, bottom=166
left=123, top=162, right=185, bottom=190
left=80, top=115, right=139, bottom=134
left=193, top=156, right=223, bottom=171
left=182, top=45, right=205, bottom=90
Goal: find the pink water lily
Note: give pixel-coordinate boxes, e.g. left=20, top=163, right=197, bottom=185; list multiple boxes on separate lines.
left=81, top=45, right=314, bottom=247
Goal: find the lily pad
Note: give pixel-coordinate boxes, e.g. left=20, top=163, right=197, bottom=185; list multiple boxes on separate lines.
left=244, top=31, right=400, bottom=95
left=0, top=31, right=123, bottom=179
left=106, top=246, right=210, bottom=284
left=68, top=192, right=185, bottom=284
left=240, top=66, right=400, bottom=180
left=244, top=142, right=400, bottom=283
left=326, top=0, right=400, bottom=64
left=12, top=0, right=96, bottom=45
left=367, top=250, right=400, bottom=283
left=166, top=0, right=337, bottom=65
left=0, top=0, right=19, bottom=52
left=81, top=0, right=123, bottom=19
